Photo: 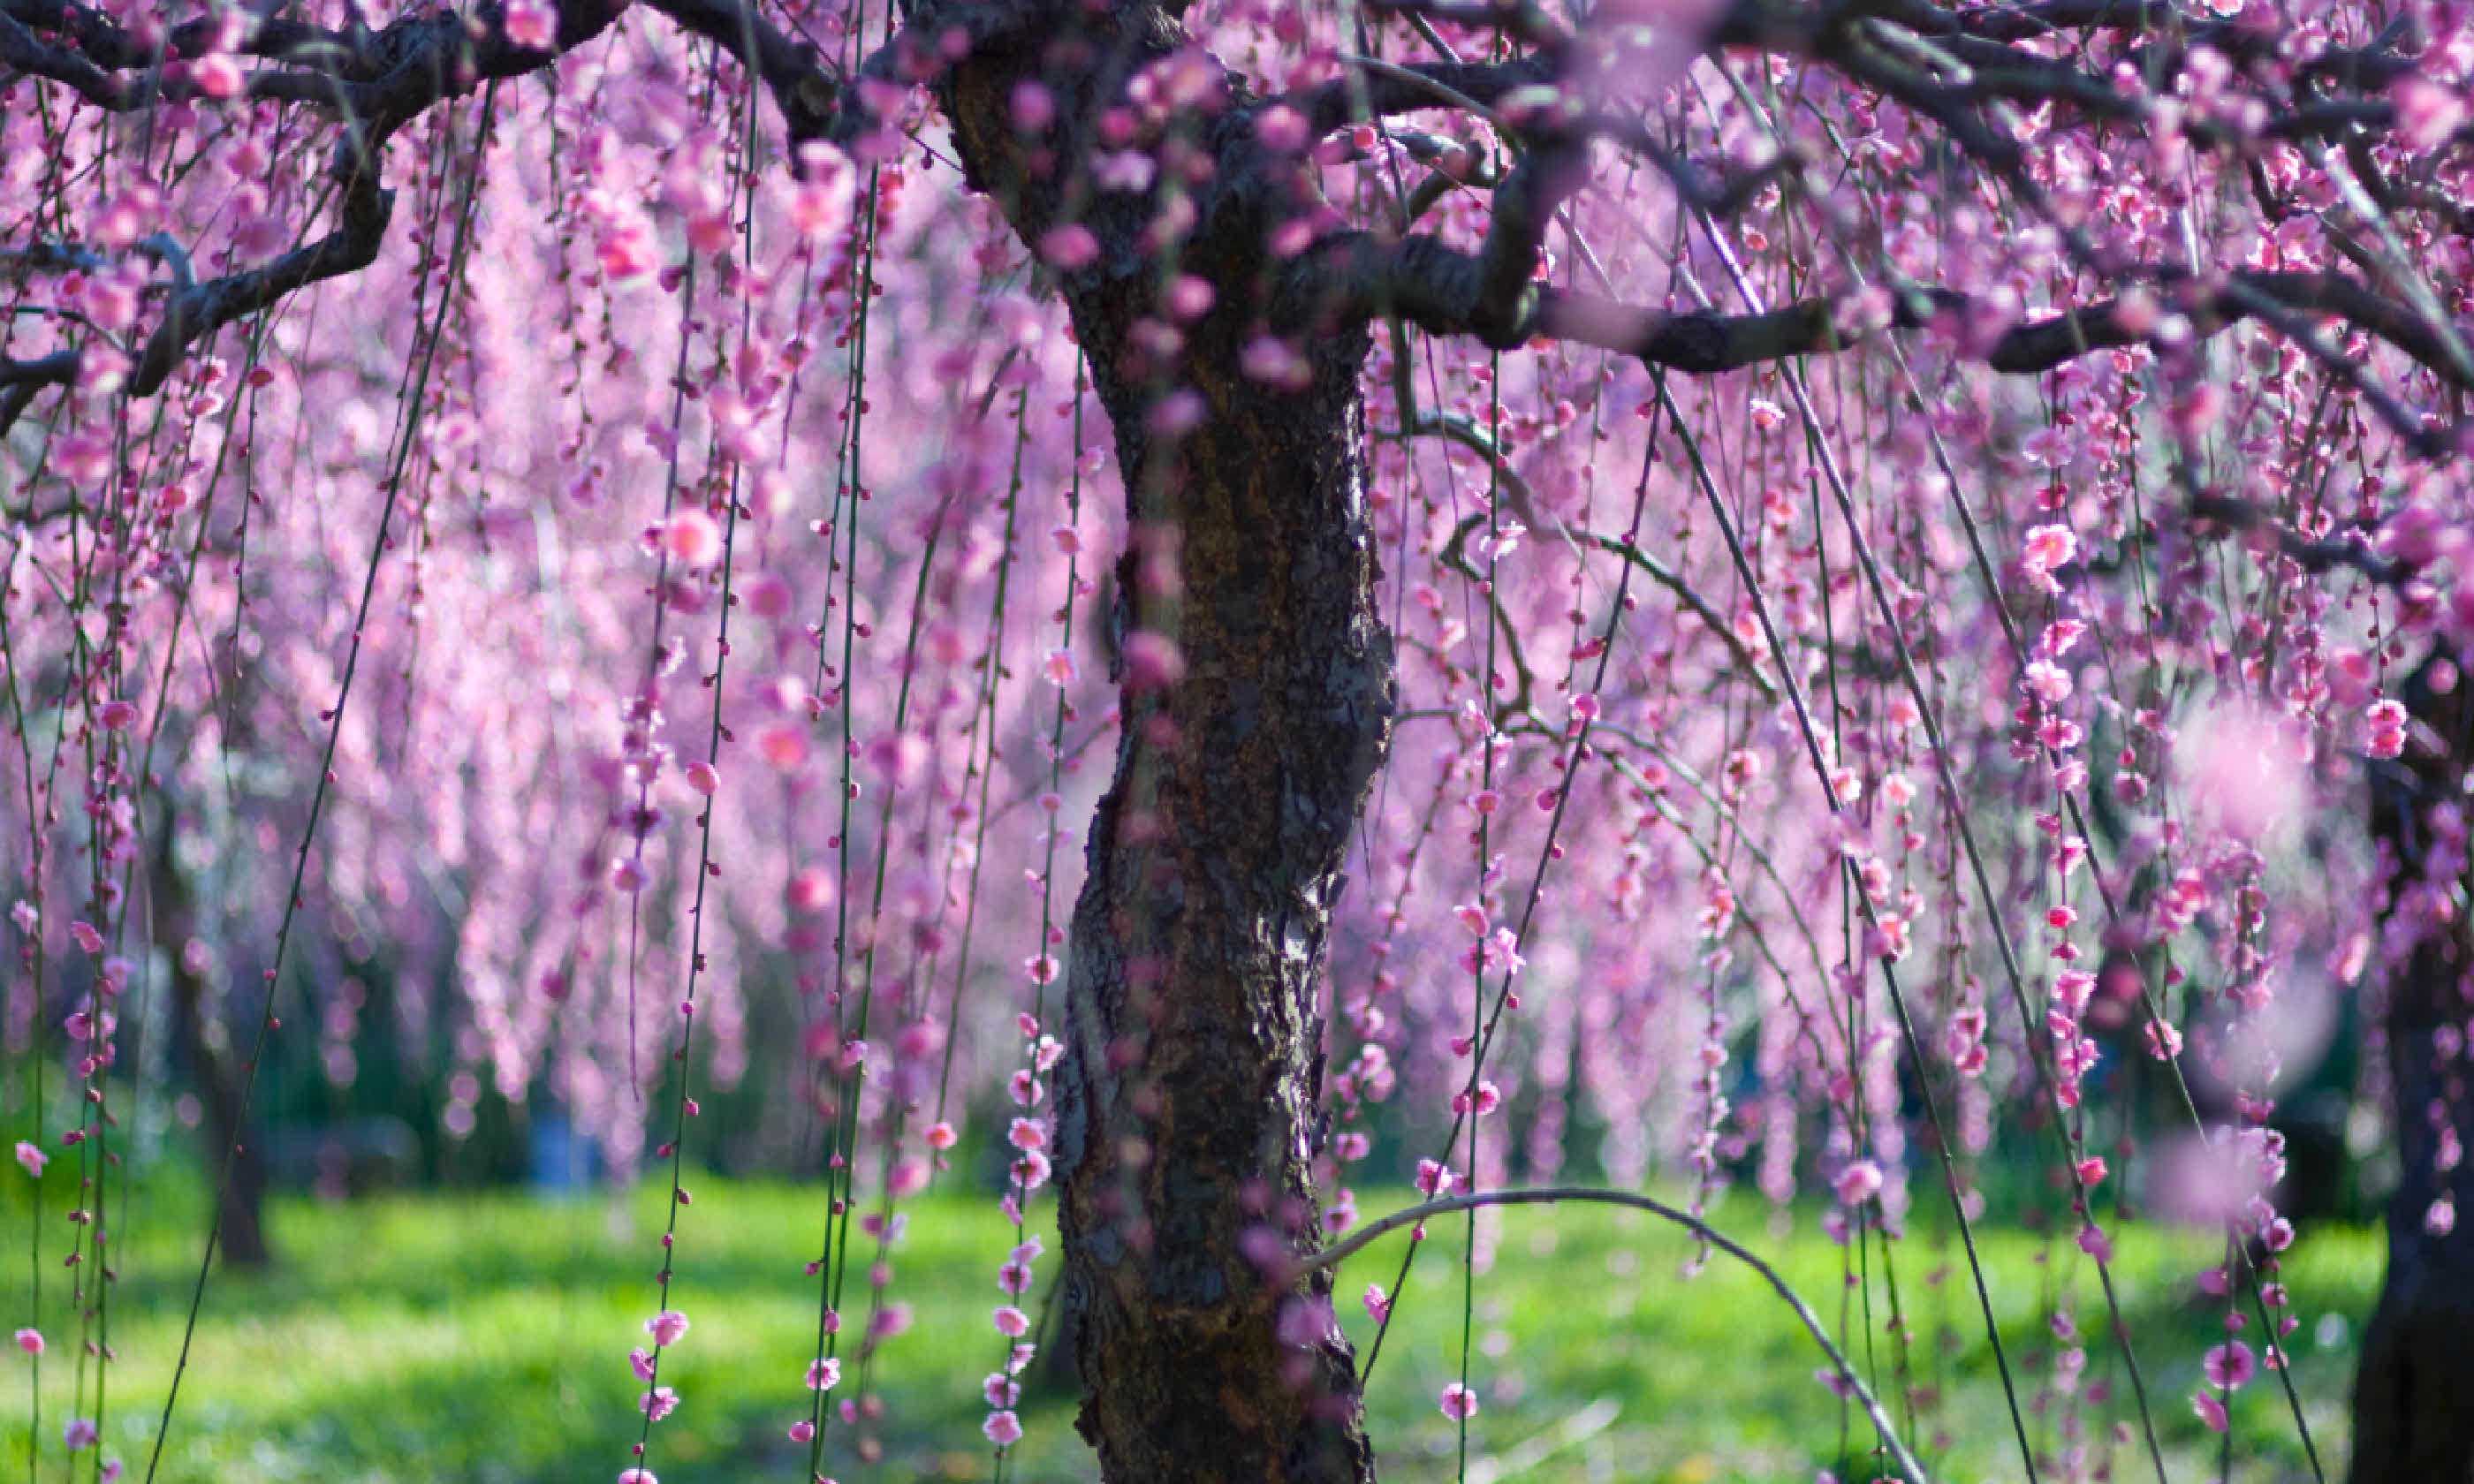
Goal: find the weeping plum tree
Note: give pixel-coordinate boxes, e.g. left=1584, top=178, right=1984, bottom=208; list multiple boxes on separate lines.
left=4, top=0, right=2473, bottom=1478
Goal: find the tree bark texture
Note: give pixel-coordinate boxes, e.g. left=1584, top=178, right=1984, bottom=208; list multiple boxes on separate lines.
left=942, top=7, right=1394, bottom=1479
left=2351, top=654, right=2474, bottom=1484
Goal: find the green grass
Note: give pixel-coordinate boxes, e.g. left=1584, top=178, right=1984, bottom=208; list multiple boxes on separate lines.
left=0, top=1171, right=2381, bottom=1483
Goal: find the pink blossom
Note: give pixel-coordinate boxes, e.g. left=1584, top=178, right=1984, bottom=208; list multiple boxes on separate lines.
left=630, top=1347, right=656, bottom=1382
left=1038, top=224, right=1099, bottom=270
left=1322, top=1192, right=1358, bottom=1234
left=2204, top=1341, right=2257, bottom=1389
left=2191, top=1390, right=2228, bottom=1432
left=786, top=864, right=835, bottom=912
left=993, top=1306, right=1030, bottom=1337
left=69, top=920, right=105, bottom=955
left=52, top=434, right=111, bottom=486
left=1255, top=103, right=1309, bottom=152
left=1009, top=81, right=1055, bottom=132
left=663, top=510, right=725, bottom=569
left=618, top=1472, right=659, bottom=1484
left=2394, top=77, right=2467, bottom=152
left=1165, top=275, right=1214, bottom=322
left=2021, top=524, right=2076, bottom=590
left=788, top=1420, right=816, bottom=1443
left=2022, top=660, right=2071, bottom=705
left=189, top=52, right=242, bottom=97
left=14, top=1328, right=42, bottom=1354
left=1438, top=1381, right=1479, bottom=1420
left=503, top=0, right=556, bottom=47
left=1451, top=1080, right=1501, bottom=1117
left=889, top=1158, right=930, bottom=1198
left=644, top=1310, right=690, bottom=1347
left=983, top=1409, right=1024, bottom=1446
left=63, top=1419, right=98, bottom=1450
left=1147, top=389, right=1207, bottom=437
left=15, top=1141, right=45, bottom=1177
left=1833, top=1160, right=1884, bottom=1206
left=1241, top=335, right=1309, bottom=390
left=639, top=1386, right=679, bottom=1421
left=806, top=1356, right=841, bottom=1389
left=2366, top=698, right=2409, bottom=759
left=596, top=223, right=659, bottom=280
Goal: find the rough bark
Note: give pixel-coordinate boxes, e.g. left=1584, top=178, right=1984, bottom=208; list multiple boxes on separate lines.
left=940, top=6, right=1393, bottom=1479
left=2350, top=653, right=2474, bottom=1484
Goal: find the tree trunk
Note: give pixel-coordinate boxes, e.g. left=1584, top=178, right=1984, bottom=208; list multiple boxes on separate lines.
left=940, top=11, right=1393, bottom=1479
left=1046, top=347, right=1389, bottom=1483
left=2350, top=654, right=2474, bottom=1483
left=152, top=817, right=275, bottom=1270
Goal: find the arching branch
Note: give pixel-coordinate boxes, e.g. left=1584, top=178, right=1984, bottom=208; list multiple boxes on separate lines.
left=1299, top=1185, right=1932, bottom=1484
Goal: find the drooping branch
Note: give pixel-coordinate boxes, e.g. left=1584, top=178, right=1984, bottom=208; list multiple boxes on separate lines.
left=0, top=0, right=859, bottom=402
left=1401, top=409, right=1780, bottom=699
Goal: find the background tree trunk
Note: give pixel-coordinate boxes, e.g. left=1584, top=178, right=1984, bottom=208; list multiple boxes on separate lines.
left=2350, top=653, right=2474, bottom=1483
left=940, top=10, right=1394, bottom=1478
left=151, top=818, right=274, bottom=1270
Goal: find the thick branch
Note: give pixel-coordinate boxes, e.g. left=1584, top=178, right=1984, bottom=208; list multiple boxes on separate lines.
left=1361, top=0, right=1575, bottom=54
left=0, top=350, right=76, bottom=435
left=2187, top=492, right=2404, bottom=585
left=638, top=0, right=846, bottom=145
left=1294, top=53, right=1555, bottom=137
left=2, top=0, right=630, bottom=121
left=130, top=170, right=393, bottom=397
left=0, top=349, right=78, bottom=390
left=1317, top=235, right=2474, bottom=399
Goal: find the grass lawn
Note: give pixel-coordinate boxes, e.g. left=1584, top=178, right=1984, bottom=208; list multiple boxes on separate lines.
left=1, top=1171, right=2379, bottom=1483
